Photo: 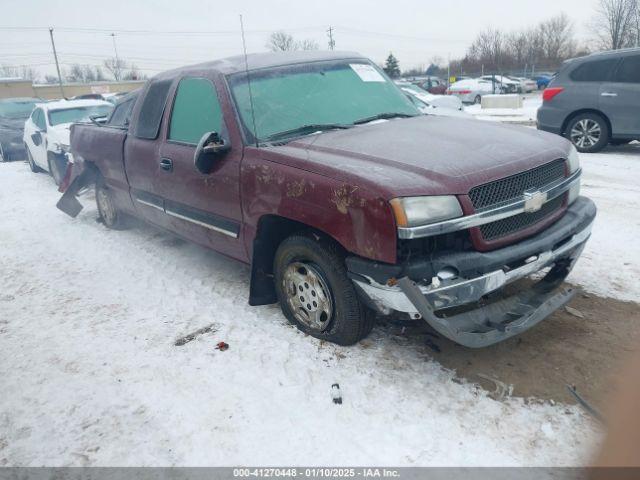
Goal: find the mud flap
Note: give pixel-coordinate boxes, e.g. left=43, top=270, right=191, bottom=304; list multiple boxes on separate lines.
left=56, top=166, right=96, bottom=218
left=398, top=275, right=576, bottom=348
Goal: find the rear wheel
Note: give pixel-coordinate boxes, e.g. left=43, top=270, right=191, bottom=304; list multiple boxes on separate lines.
left=474, top=95, right=482, bottom=105
left=274, top=234, right=375, bottom=346
left=96, top=174, right=127, bottom=229
left=567, top=113, right=609, bottom=153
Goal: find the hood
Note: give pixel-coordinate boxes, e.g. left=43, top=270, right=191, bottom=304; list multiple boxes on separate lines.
left=263, top=116, right=571, bottom=198
left=47, top=123, right=72, bottom=147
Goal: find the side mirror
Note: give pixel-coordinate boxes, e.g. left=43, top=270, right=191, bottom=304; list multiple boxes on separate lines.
left=194, top=131, right=230, bottom=175
left=31, top=131, right=42, bottom=146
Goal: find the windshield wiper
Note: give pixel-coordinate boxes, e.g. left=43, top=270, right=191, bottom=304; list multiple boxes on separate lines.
left=262, top=123, right=352, bottom=143
left=352, top=112, right=416, bottom=125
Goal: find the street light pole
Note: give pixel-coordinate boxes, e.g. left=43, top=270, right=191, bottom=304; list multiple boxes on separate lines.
left=49, top=28, right=65, bottom=98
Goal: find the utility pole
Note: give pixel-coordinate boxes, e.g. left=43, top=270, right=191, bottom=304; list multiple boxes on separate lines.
left=327, top=26, right=335, bottom=50
left=48, top=28, right=65, bottom=98
left=110, top=32, right=121, bottom=81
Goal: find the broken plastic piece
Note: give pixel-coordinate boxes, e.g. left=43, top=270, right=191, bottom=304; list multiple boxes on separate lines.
left=331, top=383, right=342, bottom=404
left=215, top=341, right=229, bottom=351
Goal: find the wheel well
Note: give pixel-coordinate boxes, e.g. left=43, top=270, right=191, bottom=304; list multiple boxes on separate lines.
left=561, top=109, right=612, bottom=139
left=248, top=215, right=344, bottom=306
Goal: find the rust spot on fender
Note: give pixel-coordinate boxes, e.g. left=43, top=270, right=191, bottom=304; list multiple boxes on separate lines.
left=331, top=185, right=359, bottom=214
left=286, top=179, right=307, bottom=198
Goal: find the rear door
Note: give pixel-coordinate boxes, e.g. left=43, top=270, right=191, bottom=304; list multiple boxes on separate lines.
left=124, top=78, right=174, bottom=227
left=155, top=75, right=244, bottom=260
left=601, top=54, right=640, bottom=137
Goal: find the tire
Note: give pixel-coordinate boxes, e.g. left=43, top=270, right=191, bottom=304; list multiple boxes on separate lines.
left=474, top=95, right=482, bottom=105
left=273, top=234, right=375, bottom=346
left=566, top=113, right=609, bottom=153
left=96, top=174, right=127, bottom=229
left=48, top=154, right=67, bottom=186
left=0, top=143, right=7, bottom=162
left=26, top=146, right=43, bottom=173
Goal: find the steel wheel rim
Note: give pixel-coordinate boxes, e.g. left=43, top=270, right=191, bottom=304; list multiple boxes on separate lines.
left=282, top=261, right=333, bottom=332
left=97, top=186, right=116, bottom=225
left=571, top=119, right=601, bottom=149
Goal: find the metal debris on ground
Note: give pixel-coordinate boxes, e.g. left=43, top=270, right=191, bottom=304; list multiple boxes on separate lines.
left=566, top=384, right=604, bottom=423
left=331, top=383, right=342, bottom=405
left=174, top=323, right=218, bottom=346
left=477, top=373, right=514, bottom=400
left=215, top=341, right=229, bottom=351
left=565, top=306, right=585, bottom=319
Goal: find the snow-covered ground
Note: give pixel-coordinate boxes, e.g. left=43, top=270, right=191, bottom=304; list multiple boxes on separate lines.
left=2, top=141, right=638, bottom=467
left=0, top=158, right=607, bottom=467
left=465, top=94, right=542, bottom=124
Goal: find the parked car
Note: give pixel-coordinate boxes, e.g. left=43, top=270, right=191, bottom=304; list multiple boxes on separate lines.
left=480, top=75, right=520, bottom=93
left=537, top=48, right=640, bottom=153
left=446, top=78, right=495, bottom=104
left=23, top=99, right=113, bottom=185
left=509, top=76, right=537, bottom=93
left=396, top=82, right=469, bottom=117
left=0, top=97, right=41, bottom=162
left=58, top=51, right=595, bottom=348
left=534, top=75, right=553, bottom=90
left=413, top=76, right=447, bottom=95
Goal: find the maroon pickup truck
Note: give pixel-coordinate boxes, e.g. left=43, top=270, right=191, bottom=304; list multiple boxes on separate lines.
left=58, top=51, right=596, bottom=347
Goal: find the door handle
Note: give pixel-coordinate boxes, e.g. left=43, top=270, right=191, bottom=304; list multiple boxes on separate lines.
left=601, top=92, right=618, bottom=97
left=159, top=158, right=173, bottom=172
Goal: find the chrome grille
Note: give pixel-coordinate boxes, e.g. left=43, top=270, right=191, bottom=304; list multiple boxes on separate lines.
left=479, top=195, right=565, bottom=241
left=469, top=159, right=566, bottom=210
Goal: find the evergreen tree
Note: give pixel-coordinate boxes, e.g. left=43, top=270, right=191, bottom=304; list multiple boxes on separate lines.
left=383, top=53, right=401, bottom=78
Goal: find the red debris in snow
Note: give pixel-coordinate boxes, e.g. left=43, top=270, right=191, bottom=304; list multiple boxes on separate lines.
left=215, top=341, right=229, bottom=351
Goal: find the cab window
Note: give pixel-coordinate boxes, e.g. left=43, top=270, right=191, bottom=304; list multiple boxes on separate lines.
left=613, top=55, right=640, bottom=83
left=134, top=79, right=172, bottom=139
left=169, top=77, right=223, bottom=145
left=33, top=109, right=46, bottom=131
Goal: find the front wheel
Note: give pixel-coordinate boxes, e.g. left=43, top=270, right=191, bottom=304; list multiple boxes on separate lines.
left=567, top=113, right=609, bottom=153
left=96, top=174, right=127, bottom=229
left=26, top=146, right=43, bottom=173
left=48, top=154, right=67, bottom=186
left=274, top=234, right=375, bottom=346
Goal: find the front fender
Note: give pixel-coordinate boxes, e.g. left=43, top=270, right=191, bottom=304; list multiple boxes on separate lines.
left=241, top=154, right=398, bottom=264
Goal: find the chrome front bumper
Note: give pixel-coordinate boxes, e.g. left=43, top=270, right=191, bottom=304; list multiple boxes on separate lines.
left=355, top=220, right=592, bottom=315
left=352, top=202, right=595, bottom=347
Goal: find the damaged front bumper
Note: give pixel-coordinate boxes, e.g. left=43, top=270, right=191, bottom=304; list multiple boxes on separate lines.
left=348, top=196, right=596, bottom=348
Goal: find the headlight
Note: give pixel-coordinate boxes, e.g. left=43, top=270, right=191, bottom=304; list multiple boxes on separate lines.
left=390, top=196, right=463, bottom=228
left=567, top=145, right=580, bottom=174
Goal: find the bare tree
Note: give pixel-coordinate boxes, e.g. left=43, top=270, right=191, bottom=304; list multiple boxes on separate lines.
left=298, top=39, right=319, bottom=51
left=592, top=0, right=638, bottom=49
left=266, top=31, right=319, bottom=52
left=103, top=57, right=127, bottom=81
left=266, top=31, right=296, bottom=51
left=0, top=64, right=39, bottom=81
left=539, top=13, right=576, bottom=64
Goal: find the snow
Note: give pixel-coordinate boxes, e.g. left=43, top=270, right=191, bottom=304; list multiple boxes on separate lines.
left=0, top=161, right=603, bottom=467
left=568, top=142, right=640, bottom=302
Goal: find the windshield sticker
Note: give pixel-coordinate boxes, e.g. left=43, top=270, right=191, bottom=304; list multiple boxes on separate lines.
left=350, top=64, right=385, bottom=82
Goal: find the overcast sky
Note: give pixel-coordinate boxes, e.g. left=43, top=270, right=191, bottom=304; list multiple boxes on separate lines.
left=1, top=0, right=598, bottom=79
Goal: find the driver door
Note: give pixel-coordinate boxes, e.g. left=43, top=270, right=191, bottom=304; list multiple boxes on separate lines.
left=155, top=76, right=245, bottom=261
left=24, top=108, right=48, bottom=169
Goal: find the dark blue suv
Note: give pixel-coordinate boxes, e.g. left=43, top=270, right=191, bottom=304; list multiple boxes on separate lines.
left=537, top=48, right=640, bottom=153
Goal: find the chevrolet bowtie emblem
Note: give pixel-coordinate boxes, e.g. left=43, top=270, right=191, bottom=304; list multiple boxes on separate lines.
left=523, top=190, right=548, bottom=213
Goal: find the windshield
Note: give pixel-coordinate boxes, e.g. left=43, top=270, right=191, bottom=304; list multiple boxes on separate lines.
left=48, top=105, right=113, bottom=126
left=0, top=100, right=38, bottom=119
left=229, top=60, right=419, bottom=143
